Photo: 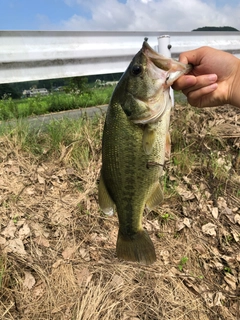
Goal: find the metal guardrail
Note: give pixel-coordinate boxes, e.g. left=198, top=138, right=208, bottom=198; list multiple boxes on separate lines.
left=1, top=31, right=240, bottom=84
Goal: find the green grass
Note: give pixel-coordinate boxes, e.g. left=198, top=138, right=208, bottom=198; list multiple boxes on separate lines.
left=0, top=87, right=114, bottom=121
left=0, top=103, right=238, bottom=204
left=0, top=115, right=104, bottom=175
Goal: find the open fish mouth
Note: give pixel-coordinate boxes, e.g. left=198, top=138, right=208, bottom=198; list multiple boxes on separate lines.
left=129, top=41, right=192, bottom=125
left=142, top=40, right=192, bottom=83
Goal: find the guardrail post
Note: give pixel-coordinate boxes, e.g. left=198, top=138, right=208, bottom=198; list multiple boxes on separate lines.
left=157, top=35, right=174, bottom=105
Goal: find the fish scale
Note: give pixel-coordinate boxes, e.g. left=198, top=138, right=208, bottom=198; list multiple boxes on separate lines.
left=98, top=40, right=191, bottom=265
left=100, top=101, right=165, bottom=263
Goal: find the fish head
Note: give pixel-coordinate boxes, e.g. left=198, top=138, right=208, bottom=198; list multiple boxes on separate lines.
left=116, top=40, right=192, bottom=124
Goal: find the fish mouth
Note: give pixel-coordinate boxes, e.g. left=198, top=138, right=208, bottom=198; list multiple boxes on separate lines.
left=131, top=40, right=192, bottom=124
left=142, top=40, right=192, bottom=84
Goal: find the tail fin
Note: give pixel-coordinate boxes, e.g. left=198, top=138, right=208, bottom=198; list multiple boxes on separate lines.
left=116, top=230, right=156, bottom=265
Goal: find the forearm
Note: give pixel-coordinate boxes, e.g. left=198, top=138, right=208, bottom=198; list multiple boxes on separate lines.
left=229, top=58, right=240, bottom=108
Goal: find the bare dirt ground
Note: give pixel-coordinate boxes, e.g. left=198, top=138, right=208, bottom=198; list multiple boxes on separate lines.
left=0, top=104, right=239, bottom=320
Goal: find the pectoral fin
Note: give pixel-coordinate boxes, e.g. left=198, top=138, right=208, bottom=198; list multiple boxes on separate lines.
left=98, top=174, right=115, bottom=216
left=142, top=125, right=157, bottom=155
left=146, top=182, right=164, bottom=210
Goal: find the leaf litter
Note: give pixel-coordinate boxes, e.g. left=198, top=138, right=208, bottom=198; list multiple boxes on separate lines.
left=0, top=104, right=239, bottom=320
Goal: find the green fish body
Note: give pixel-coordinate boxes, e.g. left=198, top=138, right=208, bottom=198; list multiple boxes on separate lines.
left=99, top=41, right=191, bottom=265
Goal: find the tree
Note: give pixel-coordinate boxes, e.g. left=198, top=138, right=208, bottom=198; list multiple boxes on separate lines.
left=65, top=76, right=88, bottom=94
left=192, top=26, right=239, bottom=31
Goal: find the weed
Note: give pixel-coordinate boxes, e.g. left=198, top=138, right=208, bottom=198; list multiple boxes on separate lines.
left=178, top=256, right=188, bottom=271
left=224, top=266, right=232, bottom=273
left=0, top=256, right=7, bottom=289
left=160, top=213, right=174, bottom=223
left=0, top=97, right=19, bottom=119
left=172, top=149, right=196, bottom=175
left=13, top=216, right=19, bottom=224
left=224, top=234, right=234, bottom=245
left=156, top=232, right=165, bottom=238
left=161, top=213, right=170, bottom=220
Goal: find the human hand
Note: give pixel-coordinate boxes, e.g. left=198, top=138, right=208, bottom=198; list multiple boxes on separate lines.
left=172, top=46, right=240, bottom=108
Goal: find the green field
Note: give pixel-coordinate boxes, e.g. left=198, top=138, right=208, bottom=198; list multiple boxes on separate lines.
left=0, top=86, right=114, bottom=120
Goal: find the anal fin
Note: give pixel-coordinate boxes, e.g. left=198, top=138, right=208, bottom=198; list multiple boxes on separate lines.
left=146, top=182, right=164, bottom=210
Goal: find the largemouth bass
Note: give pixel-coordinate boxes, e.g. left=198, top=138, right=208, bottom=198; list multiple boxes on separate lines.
left=98, top=40, right=191, bottom=265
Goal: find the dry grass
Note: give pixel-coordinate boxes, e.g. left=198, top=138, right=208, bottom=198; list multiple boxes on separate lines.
left=0, top=104, right=239, bottom=320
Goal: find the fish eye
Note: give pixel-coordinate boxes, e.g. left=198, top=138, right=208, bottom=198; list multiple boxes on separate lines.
left=131, top=65, right=142, bottom=76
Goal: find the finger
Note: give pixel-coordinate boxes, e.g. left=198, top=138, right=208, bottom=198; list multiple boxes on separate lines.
left=172, top=75, right=196, bottom=90
left=182, top=74, right=217, bottom=95
left=185, top=83, right=218, bottom=107
left=178, top=47, right=208, bottom=66
left=178, top=54, right=189, bottom=64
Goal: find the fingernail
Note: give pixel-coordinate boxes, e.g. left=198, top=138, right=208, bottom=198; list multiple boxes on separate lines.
left=209, top=83, right=218, bottom=90
left=208, top=74, right=217, bottom=82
